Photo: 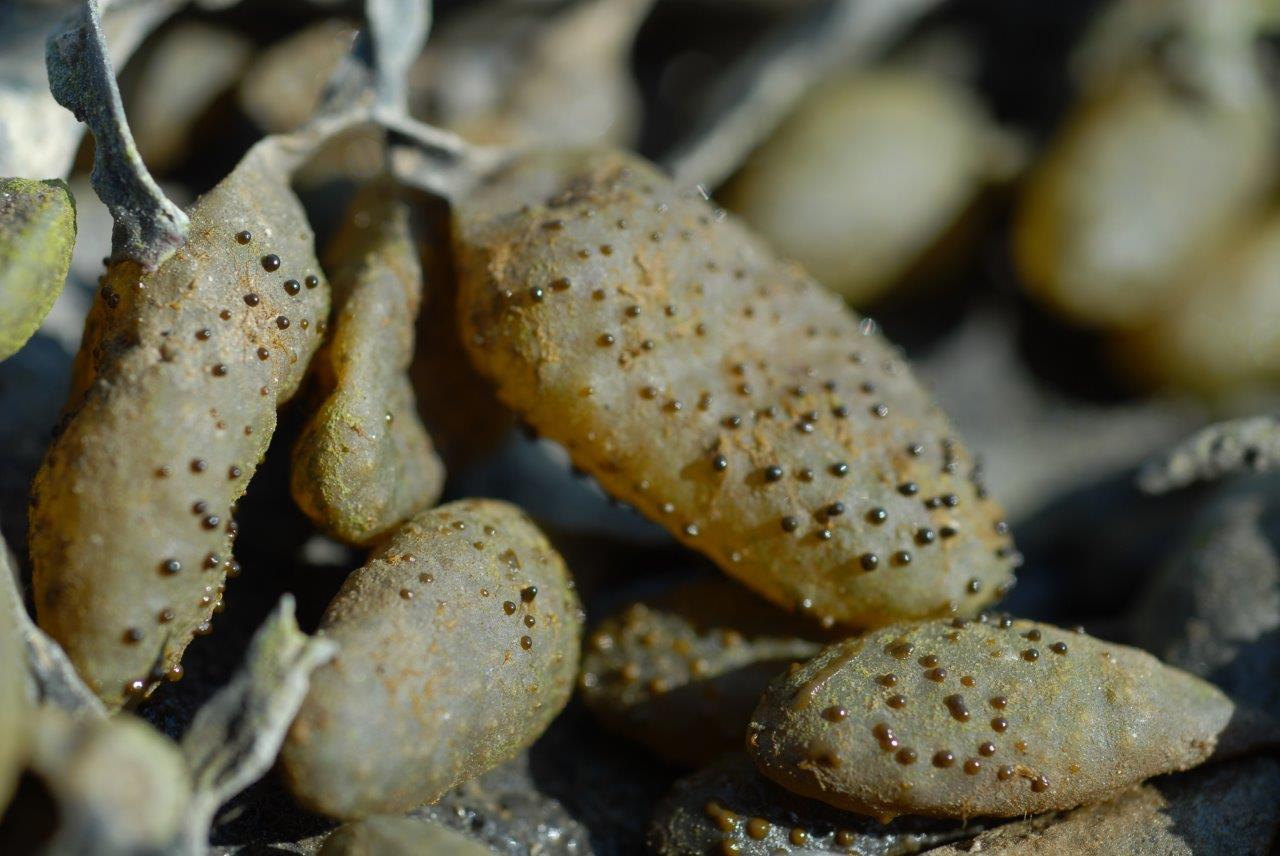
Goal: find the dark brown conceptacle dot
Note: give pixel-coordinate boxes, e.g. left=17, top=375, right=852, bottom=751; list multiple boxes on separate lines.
left=190, top=459, right=207, bottom=473
left=997, top=764, right=1015, bottom=780
left=1051, top=642, right=1068, bottom=655
left=933, top=750, right=955, bottom=768
left=886, top=694, right=907, bottom=709
left=212, top=364, right=228, bottom=376
left=196, top=328, right=212, bottom=340
left=991, top=717, right=1009, bottom=733
left=964, top=758, right=982, bottom=775
left=790, top=829, right=809, bottom=846
left=926, top=667, right=947, bottom=682
left=160, top=559, right=182, bottom=575
left=244, top=293, right=260, bottom=306
left=944, top=694, right=969, bottom=721
left=823, top=706, right=848, bottom=722
left=520, top=635, right=533, bottom=650
left=895, top=747, right=917, bottom=765
left=764, top=465, right=784, bottom=482
left=283, top=279, right=301, bottom=295
left=990, top=695, right=1008, bottom=709
left=860, top=553, right=880, bottom=571
left=235, top=230, right=252, bottom=244
left=305, top=274, right=319, bottom=289
left=261, top=254, right=281, bottom=272
left=503, top=601, right=517, bottom=615
left=276, top=316, right=290, bottom=329
left=521, top=585, right=538, bottom=602
left=1022, top=649, right=1040, bottom=662
left=1031, top=775, right=1050, bottom=792
left=780, top=516, right=800, bottom=533
left=979, top=741, right=996, bottom=756
left=887, top=642, right=913, bottom=660
left=877, top=674, right=898, bottom=687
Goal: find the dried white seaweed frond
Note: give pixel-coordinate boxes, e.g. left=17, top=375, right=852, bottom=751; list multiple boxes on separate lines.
left=1139, top=415, right=1280, bottom=494
left=368, top=0, right=431, bottom=114
left=0, top=535, right=104, bottom=717
left=45, top=0, right=189, bottom=268
left=1130, top=490, right=1280, bottom=709
left=181, top=596, right=337, bottom=853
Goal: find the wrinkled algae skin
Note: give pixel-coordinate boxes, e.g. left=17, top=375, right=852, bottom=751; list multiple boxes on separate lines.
left=648, top=755, right=979, bottom=856
left=282, top=500, right=583, bottom=820
left=291, top=190, right=444, bottom=546
left=320, top=816, right=495, bottom=856
left=24, top=707, right=191, bottom=854
left=0, top=543, right=28, bottom=813
left=28, top=154, right=331, bottom=709
left=748, top=619, right=1235, bottom=821
left=1015, top=64, right=1275, bottom=331
left=580, top=579, right=824, bottom=767
left=0, top=177, right=76, bottom=362
left=454, top=148, right=1017, bottom=630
